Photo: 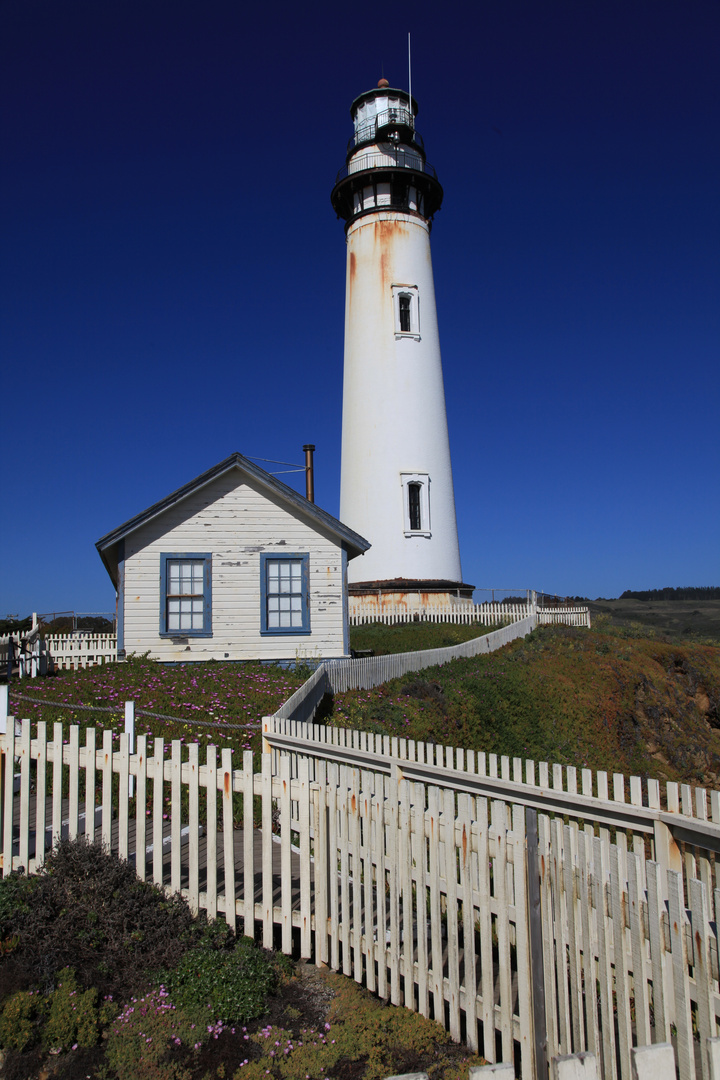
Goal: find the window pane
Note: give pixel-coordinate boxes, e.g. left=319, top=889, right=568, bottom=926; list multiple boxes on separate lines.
left=399, top=295, right=411, bottom=333
left=409, top=483, right=422, bottom=530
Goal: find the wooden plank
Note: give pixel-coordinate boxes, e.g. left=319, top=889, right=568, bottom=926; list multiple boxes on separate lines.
left=645, top=860, right=670, bottom=1043
left=494, top=823, right=513, bottom=1062
left=631, top=1044, right=677, bottom=1080
left=221, top=747, right=236, bottom=933
left=1, top=727, right=14, bottom=875
left=444, top=786, right=461, bottom=1040
left=101, top=728, right=113, bottom=852
left=187, top=742, right=199, bottom=915
left=459, top=792, right=478, bottom=1052
left=577, top=829, right=599, bottom=1056
left=67, top=725, right=79, bottom=842
left=476, top=794, right=495, bottom=1062
left=338, top=766, right=351, bottom=976
left=667, top=868, right=696, bottom=1080
left=242, top=750, right=254, bottom=936
left=329, top=762, right=340, bottom=973
left=19, top=720, right=31, bottom=871
left=261, top=752, right=273, bottom=947
left=611, top=844, right=632, bottom=1080
left=593, top=836, right=617, bottom=1080
left=428, top=785, right=444, bottom=1025
left=400, top=776, right=415, bottom=1010
left=373, top=780, right=387, bottom=999
left=298, top=757, right=312, bottom=959
left=551, top=818, right=571, bottom=1052
left=280, top=755, right=292, bottom=953
left=136, top=735, right=147, bottom=883
left=350, top=766, right=363, bottom=981
left=117, top=732, right=129, bottom=862
left=539, top=812, right=559, bottom=1063
left=204, top=744, right=216, bottom=918
left=413, top=782, right=429, bottom=1019
left=627, top=852, right=651, bottom=1047
left=512, top=804, right=534, bottom=1080
left=152, top=738, right=164, bottom=888
left=689, top=876, right=715, bottom=1077
left=563, top=823, right=584, bottom=1051
left=170, top=740, right=181, bottom=894
left=52, top=722, right=63, bottom=849
left=360, top=781, right=374, bottom=992
left=315, top=758, right=329, bottom=967
left=388, top=766, right=401, bottom=1006
left=33, top=722, right=47, bottom=871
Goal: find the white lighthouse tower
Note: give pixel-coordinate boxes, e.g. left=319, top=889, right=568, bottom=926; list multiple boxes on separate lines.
left=331, top=78, right=470, bottom=610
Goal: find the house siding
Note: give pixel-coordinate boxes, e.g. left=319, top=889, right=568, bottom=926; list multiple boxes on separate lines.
left=122, top=471, right=348, bottom=661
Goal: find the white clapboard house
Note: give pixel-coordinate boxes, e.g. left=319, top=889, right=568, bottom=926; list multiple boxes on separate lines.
left=96, top=453, right=370, bottom=662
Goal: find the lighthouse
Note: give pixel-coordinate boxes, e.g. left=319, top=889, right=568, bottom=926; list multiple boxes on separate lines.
left=331, top=78, right=471, bottom=611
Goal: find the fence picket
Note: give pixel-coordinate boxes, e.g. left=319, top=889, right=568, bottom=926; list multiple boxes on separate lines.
left=205, top=744, right=216, bottom=918
left=34, top=721, right=47, bottom=872
left=221, top=747, right=236, bottom=933
left=152, top=738, right=164, bottom=888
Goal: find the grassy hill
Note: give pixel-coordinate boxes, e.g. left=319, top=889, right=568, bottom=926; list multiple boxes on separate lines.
left=343, top=619, right=720, bottom=786
left=587, top=597, right=720, bottom=642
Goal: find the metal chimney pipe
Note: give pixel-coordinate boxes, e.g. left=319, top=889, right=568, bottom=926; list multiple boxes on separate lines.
left=303, top=444, right=315, bottom=503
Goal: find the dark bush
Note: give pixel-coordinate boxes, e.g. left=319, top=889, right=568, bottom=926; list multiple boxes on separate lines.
left=0, top=838, right=201, bottom=999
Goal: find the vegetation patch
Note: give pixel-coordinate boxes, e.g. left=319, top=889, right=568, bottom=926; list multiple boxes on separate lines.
left=0, top=840, right=484, bottom=1079
left=6, top=654, right=306, bottom=760
left=339, top=621, right=720, bottom=785
left=349, top=619, right=497, bottom=655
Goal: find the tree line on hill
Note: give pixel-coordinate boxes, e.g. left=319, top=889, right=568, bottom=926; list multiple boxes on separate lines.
left=619, top=587, right=720, bottom=602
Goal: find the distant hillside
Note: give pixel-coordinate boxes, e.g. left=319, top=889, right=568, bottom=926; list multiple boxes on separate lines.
left=620, top=587, right=720, bottom=601
left=587, top=598, right=720, bottom=642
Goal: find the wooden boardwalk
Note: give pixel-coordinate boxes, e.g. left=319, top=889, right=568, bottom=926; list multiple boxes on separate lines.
left=8, top=795, right=308, bottom=918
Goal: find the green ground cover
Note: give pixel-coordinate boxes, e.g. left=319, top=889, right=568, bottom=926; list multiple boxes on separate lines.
left=8, top=656, right=305, bottom=760
left=349, top=618, right=497, bottom=655
left=337, top=619, right=720, bottom=785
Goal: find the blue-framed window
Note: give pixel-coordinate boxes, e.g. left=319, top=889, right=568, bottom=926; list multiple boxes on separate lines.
left=260, top=553, right=310, bottom=635
left=160, top=553, right=212, bottom=637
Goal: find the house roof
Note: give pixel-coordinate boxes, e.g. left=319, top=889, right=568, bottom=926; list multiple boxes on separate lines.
left=95, top=451, right=371, bottom=586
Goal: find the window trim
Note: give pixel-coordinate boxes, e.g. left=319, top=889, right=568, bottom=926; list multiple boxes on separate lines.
left=260, top=552, right=311, bottom=636
left=400, top=473, right=431, bottom=537
left=392, top=283, right=420, bottom=340
left=159, top=552, right=213, bottom=638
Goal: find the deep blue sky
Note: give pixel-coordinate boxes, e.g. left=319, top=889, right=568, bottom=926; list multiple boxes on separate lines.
left=2, top=0, right=718, bottom=616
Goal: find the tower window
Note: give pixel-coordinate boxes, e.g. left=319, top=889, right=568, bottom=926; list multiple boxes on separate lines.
left=399, top=294, right=412, bottom=333
left=408, top=483, right=422, bottom=530
left=400, top=473, right=431, bottom=536
left=392, top=284, right=420, bottom=339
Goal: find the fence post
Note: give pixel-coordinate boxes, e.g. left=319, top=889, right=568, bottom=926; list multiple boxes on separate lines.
left=0, top=685, right=7, bottom=735
left=526, top=808, right=548, bottom=1080
left=653, top=819, right=682, bottom=875
left=125, top=701, right=135, bottom=798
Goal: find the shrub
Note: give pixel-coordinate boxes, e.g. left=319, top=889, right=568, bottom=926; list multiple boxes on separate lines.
left=160, top=935, right=280, bottom=1025
left=0, top=989, right=41, bottom=1052
left=105, top=987, right=203, bottom=1080
left=2, top=838, right=200, bottom=997
left=43, top=967, right=116, bottom=1052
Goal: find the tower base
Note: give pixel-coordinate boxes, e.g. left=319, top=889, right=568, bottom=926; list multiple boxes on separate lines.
left=348, top=578, right=475, bottom=619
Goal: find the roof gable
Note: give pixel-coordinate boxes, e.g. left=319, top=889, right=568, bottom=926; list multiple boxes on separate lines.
left=96, top=452, right=370, bottom=584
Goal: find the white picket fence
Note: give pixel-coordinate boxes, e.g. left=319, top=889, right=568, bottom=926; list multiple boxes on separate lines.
left=0, top=616, right=43, bottom=677
left=348, top=601, right=591, bottom=628
left=42, top=632, right=118, bottom=671
left=3, top=701, right=720, bottom=1080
